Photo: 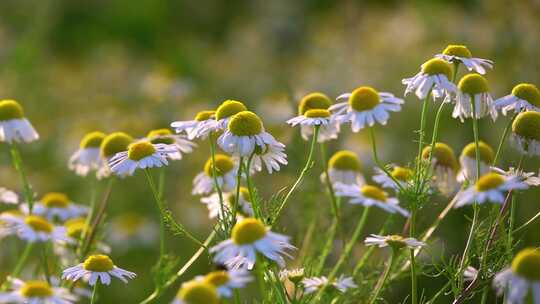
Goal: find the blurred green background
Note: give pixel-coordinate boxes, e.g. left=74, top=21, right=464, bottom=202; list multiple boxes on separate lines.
left=1, top=0, right=539, bottom=302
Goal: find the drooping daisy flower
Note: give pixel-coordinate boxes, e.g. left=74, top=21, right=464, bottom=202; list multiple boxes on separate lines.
left=324, top=150, right=365, bottom=185
left=214, top=100, right=249, bottom=130
left=0, top=187, right=18, bottom=204
left=279, top=268, right=305, bottom=284
left=250, top=142, right=287, bottom=174
left=108, top=141, right=177, bottom=176
left=210, top=217, right=295, bottom=269
left=0, top=278, right=77, bottom=304
left=200, top=188, right=254, bottom=219
left=334, top=183, right=409, bottom=216
left=302, top=275, right=357, bottom=294
left=0, top=99, right=39, bottom=143
left=452, top=73, right=498, bottom=122
left=69, top=131, right=106, bottom=177
left=108, top=213, right=158, bottom=249
left=454, top=172, right=528, bottom=208
left=146, top=128, right=196, bottom=160
left=193, top=154, right=238, bottom=195
left=197, top=269, right=252, bottom=297
left=493, top=248, right=540, bottom=304
left=12, top=215, right=68, bottom=243
left=364, top=234, right=426, bottom=250
left=171, top=280, right=219, bottom=304
left=288, top=92, right=340, bottom=143
left=495, top=83, right=540, bottom=115
left=491, top=167, right=540, bottom=187
left=171, top=110, right=218, bottom=140
left=373, top=165, right=413, bottom=190
left=62, top=254, right=136, bottom=285
left=98, top=132, right=134, bottom=179
left=331, top=86, right=404, bottom=132
left=511, top=111, right=540, bottom=156
left=435, top=44, right=493, bottom=75
left=27, top=192, right=88, bottom=222
left=402, top=58, right=457, bottom=100
left=421, top=142, right=459, bottom=196
left=457, top=141, right=494, bottom=183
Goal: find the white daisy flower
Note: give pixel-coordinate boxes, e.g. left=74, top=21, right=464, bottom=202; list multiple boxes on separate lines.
left=0, top=210, right=25, bottom=239
left=373, top=165, right=413, bottom=190
left=250, top=142, right=288, bottom=174
left=491, top=167, right=540, bottom=187
left=97, top=132, right=134, bottom=179
left=331, top=86, right=403, bottom=132
left=214, top=100, right=249, bottom=130
left=511, top=111, right=540, bottom=156
left=200, top=188, right=254, bottom=219
left=171, top=110, right=218, bottom=140
left=324, top=150, right=365, bottom=186
left=193, top=154, right=239, bottom=195
left=402, top=58, right=457, bottom=100
left=108, top=141, right=177, bottom=176
left=69, top=131, right=106, bottom=177
left=456, top=141, right=494, bottom=183
left=210, top=217, right=295, bottom=269
left=24, top=192, right=88, bottom=222
left=196, top=269, right=252, bottom=298
left=0, top=99, right=39, bottom=143
left=12, top=215, right=69, bottom=243
left=279, top=268, right=305, bottom=283
left=62, top=254, right=136, bottom=285
left=108, top=213, right=158, bottom=249
left=454, top=172, right=528, bottom=208
left=0, top=187, right=18, bottom=204
left=302, top=275, right=357, bottom=294
left=334, top=183, right=409, bottom=216
left=495, top=83, right=540, bottom=115
left=146, top=128, right=196, bottom=160
left=435, top=44, right=493, bottom=75
left=464, top=266, right=478, bottom=282
left=171, top=280, right=219, bottom=304
left=422, top=142, right=459, bottom=196
left=493, top=248, right=540, bottom=304
left=0, top=278, right=77, bottom=304
left=452, top=73, right=498, bottom=122
left=291, top=92, right=341, bottom=143
left=218, top=111, right=282, bottom=157
left=287, top=108, right=332, bottom=128
left=364, top=234, right=426, bottom=250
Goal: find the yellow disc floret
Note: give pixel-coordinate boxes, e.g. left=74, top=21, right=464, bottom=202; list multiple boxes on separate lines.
left=178, top=280, right=219, bottom=304
left=20, top=281, right=53, bottom=298
left=328, top=150, right=361, bottom=171
left=360, top=185, right=387, bottom=202
left=511, top=248, right=540, bottom=281
left=421, top=58, right=453, bottom=79
left=228, top=111, right=263, bottom=136
left=512, top=83, right=540, bottom=107
left=215, top=100, right=248, bottom=121
left=127, top=141, right=156, bottom=161
left=100, top=132, right=134, bottom=158
left=298, top=92, right=332, bottom=115
left=348, top=87, right=380, bottom=112
left=64, top=218, right=87, bottom=239
left=25, top=215, right=53, bottom=233
left=458, top=73, right=489, bottom=95
left=228, top=187, right=251, bottom=206
left=461, top=141, right=494, bottom=164
left=475, top=173, right=505, bottom=192
left=80, top=131, right=106, bottom=149
left=385, top=235, right=407, bottom=249
left=195, top=110, right=215, bottom=121
left=41, top=192, right=70, bottom=208
left=304, top=109, right=330, bottom=118
left=147, top=128, right=175, bottom=145
left=391, top=167, right=413, bottom=181
left=0, top=99, right=24, bottom=121
left=231, top=218, right=266, bottom=245
left=83, top=254, right=114, bottom=272
left=442, top=44, right=472, bottom=58
left=422, top=143, right=458, bottom=169
left=512, top=111, right=540, bottom=141
left=204, top=154, right=234, bottom=177
left=203, top=271, right=230, bottom=286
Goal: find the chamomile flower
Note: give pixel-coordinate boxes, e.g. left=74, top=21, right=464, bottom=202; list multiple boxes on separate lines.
left=279, top=268, right=305, bottom=284
left=69, top=131, right=106, bottom=177
left=452, top=73, right=498, bottom=122
left=108, top=141, right=177, bottom=176
left=288, top=92, right=340, bottom=143
left=108, top=213, right=158, bottom=248
left=210, top=217, right=295, bottom=269
left=171, top=110, right=218, bottom=140
left=193, top=154, right=239, bottom=195
left=334, top=183, right=409, bottom=216
left=0, top=99, right=39, bottom=143
left=364, top=234, right=426, bottom=250
left=0, top=278, right=77, bottom=304
left=495, top=83, right=540, bottom=115
left=402, top=58, right=457, bottom=100
left=421, top=142, right=459, bottom=196
left=200, top=188, right=254, bottom=219
left=324, top=150, right=365, bottom=185
left=0, top=187, right=18, bottom=204
left=146, top=128, right=196, bottom=160
left=196, top=269, right=252, bottom=298
left=172, top=280, right=219, bottom=304
left=0, top=210, right=24, bottom=239
left=493, top=248, right=540, bottom=304
left=491, top=167, right=540, bottom=186
left=511, top=111, right=540, bottom=156
left=62, top=254, right=136, bottom=285
left=250, top=143, right=288, bottom=174
left=435, top=44, right=493, bottom=75
left=98, top=132, right=134, bottom=179
left=454, top=172, right=528, bottom=207
left=373, top=165, right=413, bottom=190
left=302, top=275, right=357, bottom=294
left=12, top=215, right=68, bottom=243
left=331, top=86, right=403, bottom=131
left=214, top=100, right=248, bottom=130
left=464, top=266, right=479, bottom=282
left=28, top=192, right=88, bottom=222
left=457, top=141, right=494, bottom=182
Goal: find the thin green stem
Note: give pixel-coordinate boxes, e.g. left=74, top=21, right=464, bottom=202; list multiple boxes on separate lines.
left=157, top=169, right=166, bottom=265
left=41, top=243, right=51, bottom=284
left=320, top=142, right=339, bottom=217
left=492, top=113, right=517, bottom=166
left=9, top=143, right=34, bottom=213
left=410, top=209, right=418, bottom=304
left=209, top=134, right=227, bottom=227
left=0, top=242, right=33, bottom=291
left=78, top=176, right=98, bottom=252
left=369, top=249, right=398, bottom=304
left=232, top=157, right=244, bottom=223
left=255, top=255, right=266, bottom=297
left=369, top=127, right=405, bottom=192
left=415, top=93, right=431, bottom=188
left=91, top=282, right=99, bottom=304
left=471, top=103, right=481, bottom=180
left=245, top=152, right=261, bottom=219
left=422, top=101, right=447, bottom=191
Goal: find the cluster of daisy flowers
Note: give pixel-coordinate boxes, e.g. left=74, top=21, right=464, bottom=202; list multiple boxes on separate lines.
left=0, top=42, right=539, bottom=304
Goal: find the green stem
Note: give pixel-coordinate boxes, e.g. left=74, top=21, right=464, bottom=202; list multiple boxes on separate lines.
left=79, top=176, right=98, bottom=252
left=255, top=255, right=266, bottom=297
left=91, top=282, right=99, bottom=304
left=0, top=243, right=34, bottom=291
left=471, top=102, right=481, bottom=180
left=415, top=93, right=431, bottom=188
left=209, top=134, right=227, bottom=226
left=157, top=169, right=166, bottom=264
left=369, top=127, right=405, bottom=192
left=42, top=243, right=51, bottom=284
left=410, top=209, right=418, bottom=304
left=492, top=113, right=517, bottom=166
left=232, top=157, right=244, bottom=223
left=422, top=101, right=446, bottom=191
left=9, top=143, right=34, bottom=213
left=320, top=142, right=339, bottom=217
left=369, top=249, right=398, bottom=304
left=245, top=152, right=261, bottom=219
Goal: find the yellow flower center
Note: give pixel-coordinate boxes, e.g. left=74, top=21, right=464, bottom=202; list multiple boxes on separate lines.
left=304, top=109, right=330, bottom=118
left=194, top=110, right=215, bottom=121
left=0, top=99, right=24, bottom=121
left=20, top=281, right=53, bottom=298
left=100, top=132, right=134, bottom=158
left=421, top=58, right=453, bottom=79
left=422, top=142, right=458, bottom=169
left=360, top=185, right=387, bottom=202
left=231, top=218, right=266, bottom=245
left=83, top=254, right=114, bottom=272
left=228, top=111, right=263, bottom=136
left=215, top=100, right=247, bottom=121
left=41, top=192, right=70, bottom=208
left=128, top=141, right=156, bottom=161
left=203, top=271, right=230, bottom=286
left=328, top=150, right=361, bottom=171
left=512, top=111, right=540, bottom=141
left=512, top=83, right=540, bottom=107
left=25, top=216, right=53, bottom=233
left=80, top=131, right=106, bottom=149
left=385, top=235, right=407, bottom=249
left=147, top=128, right=175, bottom=145
left=227, top=187, right=251, bottom=209
left=178, top=281, right=219, bottom=304
left=286, top=269, right=305, bottom=284
left=461, top=141, right=494, bottom=164
left=475, top=173, right=505, bottom=192
left=458, top=73, right=489, bottom=95
left=64, top=218, right=87, bottom=239
left=511, top=248, right=540, bottom=281
left=348, top=86, right=380, bottom=111
left=204, top=154, right=234, bottom=177
left=298, top=92, right=332, bottom=115
left=442, top=44, right=472, bottom=58
left=391, top=167, right=413, bottom=181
